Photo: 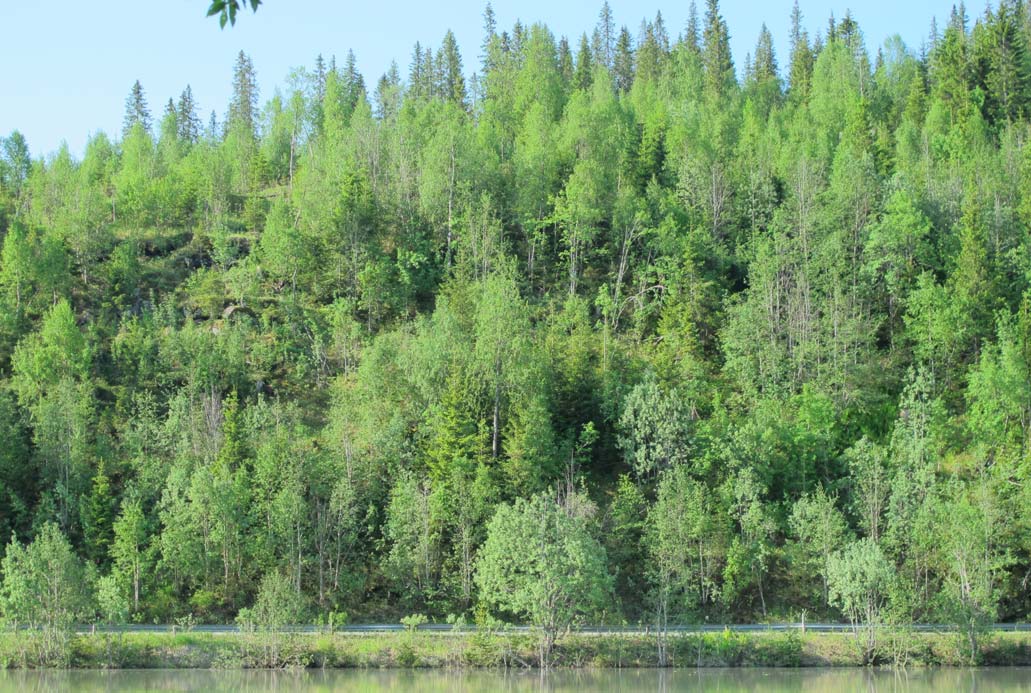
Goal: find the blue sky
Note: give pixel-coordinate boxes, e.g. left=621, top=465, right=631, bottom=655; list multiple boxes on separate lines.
left=1, top=0, right=956, bottom=157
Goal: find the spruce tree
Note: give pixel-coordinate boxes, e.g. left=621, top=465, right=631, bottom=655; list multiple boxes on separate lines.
left=753, top=23, right=778, bottom=82
left=684, top=1, right=701, bottom=56
left=81, top=462, right=116, bottom=566
left=439, top=30, right=467, bottom=107
left=122, top=80, right=151, bottom=137
left=976, top=1, right=1030, bottom=122
left=702, top=0, right=734, bottom=99
left=838, top=11, right=861, bottom=51
left=343, top=49, right=366, bottom=113
left=314, top=53, right=327, bottom=103
left=207, top=109, right=219, bottom=139
left=481, top=2, right=497, bottom=76
left=592, top=1, right=615, bottom=70
left=636, top=19, right=664, bottom=85
left=653, top=11, right=670, bottom=53
left=950, top=2, right=969, bottom=34
left=422, top=45, right=436, bottom=98
left=558, top=36, right=575, bottom=85
left=375, top=61, right=402, bottom=119
left=512, top=20, right=527, bottom=55
left=228, top=50, right=259, bottom=139
left=613, top=27, right=635, bottom=92
left=932, top=23, right=971, bottom=121
left=575, top=34, right=594, bottom=90
left=788, top=0, right=814, bottom=101
left=176, top=85, right=202, bottom=144
left=409, top=42, right=426, bottom=99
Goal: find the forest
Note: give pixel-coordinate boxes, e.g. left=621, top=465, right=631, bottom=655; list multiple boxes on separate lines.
left=0, top=0, right=1029, bottom=654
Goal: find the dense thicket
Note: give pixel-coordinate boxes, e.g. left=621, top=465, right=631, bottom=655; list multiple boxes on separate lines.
left=1, top=1, right=1030, bottom=637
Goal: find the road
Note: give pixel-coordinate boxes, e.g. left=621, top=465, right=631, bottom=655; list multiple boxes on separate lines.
left=72, top=622, right=1031, bottom=635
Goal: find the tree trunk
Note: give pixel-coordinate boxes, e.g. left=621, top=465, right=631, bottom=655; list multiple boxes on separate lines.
left=492, top=380, right=501, bottom=459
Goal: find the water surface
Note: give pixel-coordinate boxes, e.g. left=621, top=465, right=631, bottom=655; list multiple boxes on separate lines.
left=1, top=667, right=1029, bottom=692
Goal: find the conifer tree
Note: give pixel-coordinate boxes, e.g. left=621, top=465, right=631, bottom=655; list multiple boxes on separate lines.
left=558, top=36, right=575, bottom=85
left=592, top=1, right=616, bottom=70
left=422, top=45, right=436, bottom=98
left=788, top=0, right=814, bottom=100
left=82, top=461, right=116, bottom=565
left=122, top=80, right=151, bottom=137
left=512, top=19, right=527, bottom=55
left=481, top=2, right=497, bottom=76
left=613, top=27, right=635, bottom=92
left=207, top=109, right=219, bottom=139
left=974, top=0, right=1030, bottom=122
left=702, top=0, right=734, bottom=99
left=635, top=19, right=665, bottom=85
left=176, top=85, right=202, bottom=143
left=575, top=34, right=595, bottom=90
left=228, top=50, right=259, bottom=139
left=932, top=23, right=971, bottom=121
left=753, top=23, right=778, bottom=82
left=375, top=61, right=403, bottom=119
left=653, top=11, right=670, bottom=53
left=314, top=53, right=327, bottom=102
left=684, top=1, right=701, bottom=56
left=439, top=30, right=468, bottom=107
left=409, top=41, right=426, bottom=99
left=343, top=49, right=366, bottom=111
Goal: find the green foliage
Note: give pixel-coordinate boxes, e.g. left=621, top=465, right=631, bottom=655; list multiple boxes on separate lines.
left=236, top=569, right=306, bottom=667
left=384, top=472, right=436, bottom=604
left=207, top=0, right=261, bottom=28
left=0, top=523, right=92, bottom=665
left=111, top=496, right=151, bottom=614
left=238, top=570, right=305, bottom=632
left=935, top=486, right=1006, bottom=664
left=475, top=491, right=612, bottom=664
left=2, top=0, right=1031, bottom=640
left=11, top=299, right=90, bottom=402
left=95, top=572, right=130, bottom=624
left=81, top=462, right=116, bottom=566
left=617, top=374, right=692, bottom=480
left=827, top=538, right=896, bottom=663
left=789, top=487, right=850, bottom=607
left=648, top=466, right=726, bottom=620
left=400, top=612, right=428, bottom=633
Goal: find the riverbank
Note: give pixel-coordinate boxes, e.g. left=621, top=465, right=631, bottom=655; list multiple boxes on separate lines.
left=2, top=629, right=1031, bottom=669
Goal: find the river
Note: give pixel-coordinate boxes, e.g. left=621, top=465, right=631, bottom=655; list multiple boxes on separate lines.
left=1, top=668, right=1029, bottom=691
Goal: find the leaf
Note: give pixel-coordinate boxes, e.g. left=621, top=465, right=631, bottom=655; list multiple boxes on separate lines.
left=208, top=0, right=260, bottom=28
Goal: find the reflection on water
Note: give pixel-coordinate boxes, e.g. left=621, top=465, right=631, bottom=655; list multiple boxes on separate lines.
left=1, top=668, right=1030, bottom=692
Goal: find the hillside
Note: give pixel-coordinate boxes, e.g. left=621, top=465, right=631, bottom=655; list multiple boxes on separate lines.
left=0, top=1, right=1028, bottom=655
